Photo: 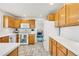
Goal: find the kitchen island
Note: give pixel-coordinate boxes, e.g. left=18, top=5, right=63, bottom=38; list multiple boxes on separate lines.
left=0, top=43, right=20, bottom=56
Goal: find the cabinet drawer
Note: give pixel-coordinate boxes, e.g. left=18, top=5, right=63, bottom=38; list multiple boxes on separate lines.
left=57, top=42, right=67, bottom=55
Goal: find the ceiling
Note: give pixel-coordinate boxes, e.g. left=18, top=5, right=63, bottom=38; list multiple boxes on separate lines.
left=0, top=3, right=64, bottom=18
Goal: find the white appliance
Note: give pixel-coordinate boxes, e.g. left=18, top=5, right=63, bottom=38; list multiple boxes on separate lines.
left=19, top=33, right=28, bottom=44
left=18, top=23, right=30, bottom=44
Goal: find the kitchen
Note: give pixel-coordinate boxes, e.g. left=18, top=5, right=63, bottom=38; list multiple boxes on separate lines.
left=0, top=3, right=79, bottom=56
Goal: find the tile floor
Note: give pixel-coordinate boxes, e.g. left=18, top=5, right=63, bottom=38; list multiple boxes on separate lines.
left=18, top=42, right=50, bottom=56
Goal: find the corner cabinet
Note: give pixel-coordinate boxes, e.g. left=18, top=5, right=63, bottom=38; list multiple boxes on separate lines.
left=49, top=38, right=76, bottom=56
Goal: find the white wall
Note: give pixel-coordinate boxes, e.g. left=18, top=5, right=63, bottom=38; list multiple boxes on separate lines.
left=43, top=20, right=59, bottom=51
left=60, top=26, right=79, bottom=42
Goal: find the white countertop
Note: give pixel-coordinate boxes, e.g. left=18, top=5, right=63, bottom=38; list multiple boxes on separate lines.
left=50, top=35, right=79, bottom=56
left=0, top=33, right=16, bottom=37
left=0, top=43, right=20, bottom=56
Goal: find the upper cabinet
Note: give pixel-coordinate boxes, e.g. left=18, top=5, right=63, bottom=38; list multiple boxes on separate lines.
left=55, top=11, right=59, bottom=27
left=3, top=16, right=35, bottom=28
left=55, top=3, right=79, bottom=27
left=3, top=16, right=15, bottom=28
left=29, top=20, right=35, bottom=28
left=20, top=20, right=29, bottom=23
left=66, top=3, right=79, bottom=26
left=48, top=13, right=55, bottom=21
left=14, top=19, right=21, bottom=28
left=58, top=4, right=66, bottom=27
left=55, top=4, right=66, bottom=27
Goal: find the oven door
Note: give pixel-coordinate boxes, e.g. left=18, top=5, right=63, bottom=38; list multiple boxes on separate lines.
left=19, top=33, right=28, bottom=44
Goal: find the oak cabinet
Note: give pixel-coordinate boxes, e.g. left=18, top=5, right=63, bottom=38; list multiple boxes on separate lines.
left=0, top=38, right=1, bottom=42
left=29, top=20, right=35, bottom=28
left=14, top=20, right=21, bottom=28
left=57, top=48, right=65, bottom=56
left=49, top=39, right=52, bottom=55
left=55, top=3, right=79, bottom=27
left=16, top=34, right=19, bottom=43
left=66, top=3, right=79, bottom=26
left=55, top=12, right=59, bottom=27
left=52, top=39, right=57, bottom=56
left=8, top=48, right=18, bottom=56
left=20, top=20, right=29, bottom=23
left=49, top=38, right=57, bottom=56
left=0, top=36, right=9, bottom=43
left=3, top=16, right=15, bottom=28
left=3, top=16, right=35, bottom=28
left=57, top=42, right=67, bottom=55
left=58, top=4, right=66, bottom=27
left=49, top=38, right=76, bottom=56
left=67, top=50, right=76, bottom=56
left=28, top=34, right=35, bottom=44
left=48, top=13, right=55, bottom=21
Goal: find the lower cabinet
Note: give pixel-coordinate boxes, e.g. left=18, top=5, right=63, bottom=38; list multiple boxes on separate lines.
left=0, top=36, right=9, bottom=43
left=49, top=38, right=57, bottom=56
left=28, top=34, right=35, bottom=44
left=57, top=48, right=65, bottom=56
left=49, top=38, right=76, bottom=56
left=8, top=48, right=18, bottom=56
left=67, top=50, right=76, bottom=56
left=16, top=34, right=19, bottom=43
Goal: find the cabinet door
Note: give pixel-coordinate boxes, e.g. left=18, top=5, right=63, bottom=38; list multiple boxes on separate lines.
left=3, top=16, right=15, bottom=28
left=67, top=50, right=76, bottom=56
left=49, top=39, right=52, bottom=55
left=29, top=20, right=35, bottom=28
left=28, top=34, right=35, bottom=44
left=57, top=42, right=67, bottom=55
left=14, top=20, right=21, bottom=28
left=49, top=38, right=57, bottom=56
left=52, top=39, right=57, bottom=56
left=58, top=4, right=66, bottom=27
left=16, top=34, right=19, bottom=43
left=8, top=48, right=18, bottom=56
left=55, top=12, right=59, bottom=27
left=57, top=48, right=65, bottom=56
left=66, top=3, right=79, bottom=26
left=21, top=20, right=29, bottom=23
left=52, top=45, right=57, bottom=56
left=8, top=16, right=15, bottom=28
left=48, top=13, right=55, bottom=21
left=0, top=38, right=2, bottom=43
left=1, top=36, right=9, bottom=43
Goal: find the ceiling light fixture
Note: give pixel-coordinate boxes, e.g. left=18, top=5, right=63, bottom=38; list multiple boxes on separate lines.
left=48, top=3, right=54, bottom=6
